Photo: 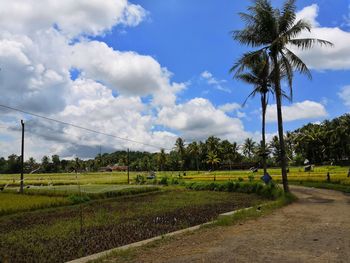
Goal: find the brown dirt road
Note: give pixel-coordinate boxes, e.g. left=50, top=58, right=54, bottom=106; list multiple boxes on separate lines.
left=108, top=186, right=350, bottom=263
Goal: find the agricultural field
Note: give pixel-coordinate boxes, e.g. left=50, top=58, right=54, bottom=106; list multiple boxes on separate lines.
left=0, top=188, right=265, bottom=263
left=0, top=193, right=70, bottom=215
left=0, top=166, right=348, bottom=262
left=1, top=166, right=349, bottom=188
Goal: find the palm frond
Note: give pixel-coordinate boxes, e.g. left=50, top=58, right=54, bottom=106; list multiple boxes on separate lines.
left=284, top=48, right=312, bottom=79
left=236, top=73, right=259, bottom=85
left=230, top=48, right=267, bottom=76
left=283, top=19, right=311, bottom=39
left=279, top=0, right=297, bottom=33
left=289, top=38, right=333, bottom=50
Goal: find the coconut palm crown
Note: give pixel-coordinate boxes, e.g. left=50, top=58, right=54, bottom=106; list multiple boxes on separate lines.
left=231, top=0, right=333, bottom=192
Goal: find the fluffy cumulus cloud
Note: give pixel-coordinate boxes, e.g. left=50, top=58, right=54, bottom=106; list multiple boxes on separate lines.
left=0, top=0, right=147, bottom=37
left=157, top=98, right=249, bottom=141
left=292, top=4, right=350, bottom=70
left=338, top=86, right=350, bottom=108
left=218, top=103, right=241, bottom=113
left=266, top=100, right=328, bottom=123
left=70, top=41, right=185, bottom=106
left=0, top=0, right=251, bottom=159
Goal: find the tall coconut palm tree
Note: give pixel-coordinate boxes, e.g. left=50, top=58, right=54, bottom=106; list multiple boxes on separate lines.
left=232, top=51, right=272, bottom=175
left=232, top=0, right=333, bottom=192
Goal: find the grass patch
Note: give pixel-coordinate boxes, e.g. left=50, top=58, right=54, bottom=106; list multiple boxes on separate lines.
left=216, top=193, right=296, bottom=226
left=0, top=193, right=71, bottom=215
left=288, top=181, right=350, bottom=193
left=184, top=181, right=283, bottom=199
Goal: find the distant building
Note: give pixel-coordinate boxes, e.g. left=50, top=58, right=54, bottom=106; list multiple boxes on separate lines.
left=99, top=165, right=128, bottom=172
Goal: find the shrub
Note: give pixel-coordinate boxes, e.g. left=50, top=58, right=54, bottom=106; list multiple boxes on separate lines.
left=135, top=174, right=146, bottom=184
left=184, top=181, right=283, bottom=199
left=68, top=194, right=90, bottom=204
left=248, top=174, right=255, bottom=182
left=159, top=177, right=169, bottom=186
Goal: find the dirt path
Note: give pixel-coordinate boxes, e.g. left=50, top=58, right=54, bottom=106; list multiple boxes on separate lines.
left=110, top=186, right=350, bottom=263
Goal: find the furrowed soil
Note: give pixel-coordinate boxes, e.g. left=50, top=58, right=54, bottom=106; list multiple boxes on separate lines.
left=0, top=190, right=263, bottom=263
left=102, top=186, right=350, bottom=263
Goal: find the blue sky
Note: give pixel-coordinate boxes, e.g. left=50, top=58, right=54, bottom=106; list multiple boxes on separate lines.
left=0, top=0, right=350, bottom=159
left=109, top=0, right=349, bottom=131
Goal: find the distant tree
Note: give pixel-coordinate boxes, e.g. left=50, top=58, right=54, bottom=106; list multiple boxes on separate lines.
left=51, top=155, right=61, bottom=172
left=41, top=156, right=51, bottom=173
left=187, top=142, right=200, bottom=173
left=175, top=137, right=186, bottom=172
left=206, top=152, right=221, bottom=171
left=205, top=136, right=221, bottom=153
left=157, top=148, right=167, bottom=171
left=242, top=138, right=256, bottom=160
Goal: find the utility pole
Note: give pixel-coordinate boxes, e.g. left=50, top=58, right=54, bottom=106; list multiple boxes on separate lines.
left=20, top=120, right=24, bottom=194
left=99, top=145, right=102, bottom=167
left=127, top=148, right=130, bottom=184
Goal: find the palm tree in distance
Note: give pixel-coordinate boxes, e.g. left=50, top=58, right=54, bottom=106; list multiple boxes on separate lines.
left=242, top=138, right=256, bottom=160
left=188, top=142, right=200, bottom=173
left=232, top=0, right=333, bottom=192
left=232, top=51, right=272, bottom=175
left=206, top=151, right=221, bottom=181
left=175, top=137, right=186, bottom=172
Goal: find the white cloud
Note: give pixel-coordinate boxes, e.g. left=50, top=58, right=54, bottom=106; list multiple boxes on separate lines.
left=0, top=0, right=147, bottom=37
left=0, top=30, right=70, bottom=114
left=296, top=4, right=319, bottom=27
left=218, top=103, right=241, bottom=113
left=0, top=1, right=253, bottom=160
left=266, top=100, right=328, bottom=123
left=70, top=41, right=185, bottom=107
left=157, top=98, right=249, bottom=142
left=292, top=4, right=350, bottom=70
left=201, top=70, right=231, bottom=93
left=338, top=86, right=350, bottom=108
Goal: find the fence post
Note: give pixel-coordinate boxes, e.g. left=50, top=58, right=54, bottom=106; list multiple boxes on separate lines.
left=20, top=120, right=24, bottom=194
left=127, top=148, right=130, bottom=184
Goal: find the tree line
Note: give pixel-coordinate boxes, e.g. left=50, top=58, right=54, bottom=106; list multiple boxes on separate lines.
left=1, top=114, right=349, bottom=174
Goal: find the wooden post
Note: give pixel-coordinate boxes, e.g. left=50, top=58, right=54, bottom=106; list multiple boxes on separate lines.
left=20, top=120, right=24, bottom=194
left=127, top=148, right=130, bottom=184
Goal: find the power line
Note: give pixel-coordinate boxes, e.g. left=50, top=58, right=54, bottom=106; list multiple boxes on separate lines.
left=0, top=104, right=171, bottom=151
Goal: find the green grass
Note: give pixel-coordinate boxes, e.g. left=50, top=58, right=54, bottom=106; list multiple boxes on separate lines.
left=216, top=192, right=296, bottom=226
left=1, top=166, right=349, bottom=187
left=4, top=184, right=159, bottom=196
left=288, top=181, right=350, bottom=193
left=0, top=193, right=70, bottom=215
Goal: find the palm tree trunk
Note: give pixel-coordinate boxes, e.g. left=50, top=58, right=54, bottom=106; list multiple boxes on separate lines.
left=196, top=155, right=199, bottom=174
left=273, top=55, right=290, bottom=193
left=261, top=93, right=267, bottom=175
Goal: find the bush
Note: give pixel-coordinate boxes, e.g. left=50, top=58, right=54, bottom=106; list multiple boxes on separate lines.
left=159, top=177, right=169, bottom=186
left=184, top=181, right=283, bottom=199
left=170, top=177, right=179, bottom=185
left=135, top=174, right=146, bottom=184
left=68, top=194, right=90, bottom=204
